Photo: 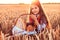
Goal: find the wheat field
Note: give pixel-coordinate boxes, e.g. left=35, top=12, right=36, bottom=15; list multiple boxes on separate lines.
left=0, top=3, right=60, bottom=40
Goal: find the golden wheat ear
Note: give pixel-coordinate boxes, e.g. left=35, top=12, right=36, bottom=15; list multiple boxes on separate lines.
left=0, top=31, right=5, bottom=40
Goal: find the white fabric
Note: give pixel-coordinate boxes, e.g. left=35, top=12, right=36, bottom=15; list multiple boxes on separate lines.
left=12, top=26, right=37, bottom=35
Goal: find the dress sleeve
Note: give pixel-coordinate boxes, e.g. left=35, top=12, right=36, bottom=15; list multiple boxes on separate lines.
left=12, top=26, right=24, bottom=35
left=37, top=23, right=46, bottom=32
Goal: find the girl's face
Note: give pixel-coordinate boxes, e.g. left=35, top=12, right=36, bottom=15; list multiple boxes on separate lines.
left=31, top=5, right=39, bottom=15
left=27, top=25, right=34, bottom=32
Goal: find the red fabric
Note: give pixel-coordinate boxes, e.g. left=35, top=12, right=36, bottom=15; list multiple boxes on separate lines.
left=29, top=16, right=40, bottom=23
left=29, top=17, right=34, bottom=23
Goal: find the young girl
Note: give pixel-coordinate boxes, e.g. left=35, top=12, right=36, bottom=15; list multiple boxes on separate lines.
left=26, top=23, right=37, bottom=35
left=12, top=18, right=36, bottom=35
left=29, top=0, right=49, bottom=33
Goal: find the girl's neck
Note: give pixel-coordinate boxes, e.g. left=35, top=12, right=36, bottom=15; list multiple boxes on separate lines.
left=34, top=14, right=40, bottom=18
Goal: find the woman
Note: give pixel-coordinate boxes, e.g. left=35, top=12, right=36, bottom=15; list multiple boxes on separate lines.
left=29, top=0, right=49, bottom=33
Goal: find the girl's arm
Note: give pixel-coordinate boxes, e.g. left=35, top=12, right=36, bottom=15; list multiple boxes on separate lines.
left=37, top=23, right=46, bottom=31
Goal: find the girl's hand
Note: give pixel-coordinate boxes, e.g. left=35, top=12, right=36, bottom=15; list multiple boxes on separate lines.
left=30, top=14, right=37, bottom=21
left=30, top=14, right=39, bottom=26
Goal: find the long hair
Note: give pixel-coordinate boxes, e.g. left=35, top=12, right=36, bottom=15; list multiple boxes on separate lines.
left=30, top=0, right=48, bottom=25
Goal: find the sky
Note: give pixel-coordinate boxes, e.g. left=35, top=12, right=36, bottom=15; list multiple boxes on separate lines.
left=0, top=0, right=60, bottom=4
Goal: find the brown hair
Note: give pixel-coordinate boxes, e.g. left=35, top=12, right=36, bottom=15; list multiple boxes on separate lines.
left=30, top=0, right=48, bottom=25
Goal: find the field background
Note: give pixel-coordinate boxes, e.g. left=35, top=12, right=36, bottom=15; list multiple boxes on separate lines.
left=0, top=3, right=60, bottom=34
